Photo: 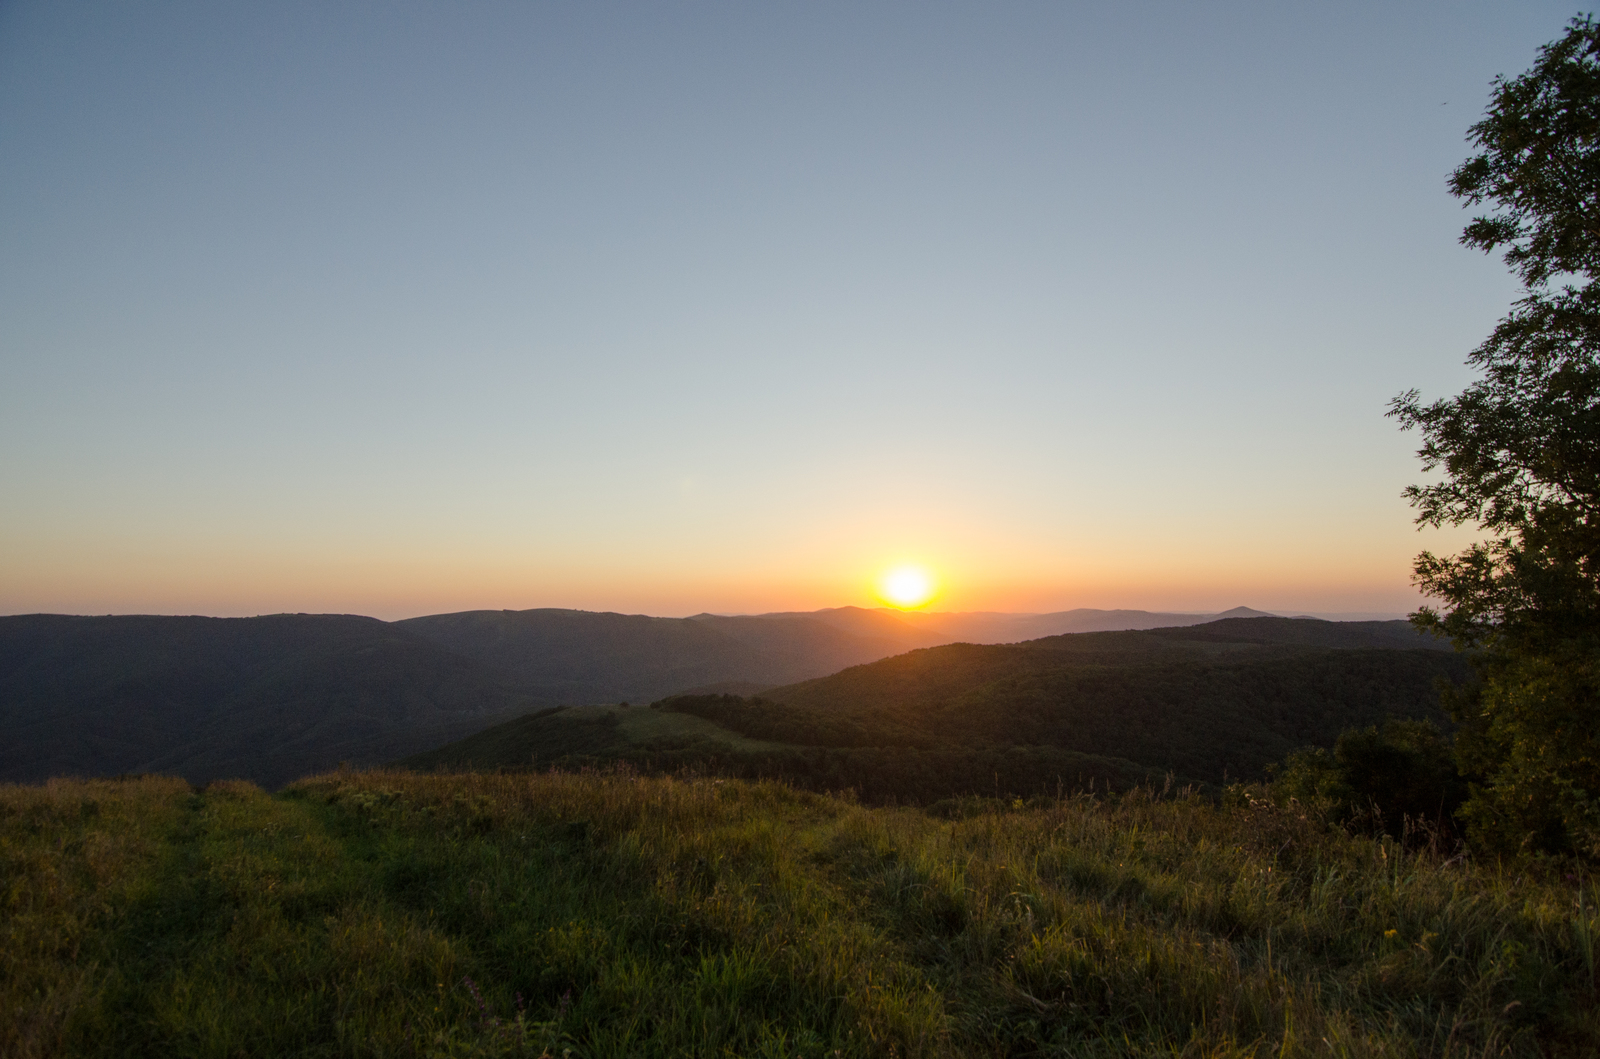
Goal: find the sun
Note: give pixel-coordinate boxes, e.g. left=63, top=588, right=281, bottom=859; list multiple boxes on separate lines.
left=878, top=565, right=936, bottom=609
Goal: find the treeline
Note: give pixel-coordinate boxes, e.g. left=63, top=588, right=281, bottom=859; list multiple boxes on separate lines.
left=1265, top=719, right=1469, bottom=842
left=659, top=647, right=1466, bottom=784
left=1373, top=17, right=1600, bottom=861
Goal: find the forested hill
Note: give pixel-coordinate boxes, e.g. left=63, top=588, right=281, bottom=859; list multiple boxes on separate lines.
left=396, top=606, right=943, bottom=703
left=763, top=617, right=1454, bottom=720
left=1015, top=616, right=1450, bottom=656
left=0, top=614, right=545, bottom=787
left=409, top=617, right=1469, bottom=795
left=1143, top=616, right=1449, bottom=650
left=746, top=619, right=1465, bottom=784
left=0, top=608, right=945, bottom=787
left=3, top=611, right=1459, bottom=790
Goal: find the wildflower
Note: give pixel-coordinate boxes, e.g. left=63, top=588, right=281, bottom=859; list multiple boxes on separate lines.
left=1384, top=929, right=1398, bottom=938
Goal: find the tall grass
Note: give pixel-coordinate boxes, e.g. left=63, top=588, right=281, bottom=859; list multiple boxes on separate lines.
left=2, top=769, right=1596, bottom=1057
left=1, top=775, right=192, bottom=1058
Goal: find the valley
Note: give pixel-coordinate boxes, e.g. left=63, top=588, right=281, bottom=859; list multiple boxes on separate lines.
left=2, top=610, right=1456, bottom=794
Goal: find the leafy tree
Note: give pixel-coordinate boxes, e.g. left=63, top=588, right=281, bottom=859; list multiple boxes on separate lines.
left=1390, top=17, right=1600, bottom=858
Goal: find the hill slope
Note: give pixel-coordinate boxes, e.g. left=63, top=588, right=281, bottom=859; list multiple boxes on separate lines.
left=887, top=604, right=1279, bottom=642
left=0, top=614, right=545, bottom=787
left=748, top=617, right=1463, bottom=782
left=396, top=607, right=946, bottom=704
left=1, top=610, right=1456, bottom=790
left=753, top=648, right=1463, bottom=783
left=408, top=617, right=1469, bottom=792
left=1, top=607, right=949, bottom=786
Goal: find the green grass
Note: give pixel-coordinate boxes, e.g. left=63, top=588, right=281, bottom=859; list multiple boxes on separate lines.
left=4, top=770, right=1598, bottom=1057
left=602, top=702, right=790, bottom=752
left=402, top=703, right=787, bottom=773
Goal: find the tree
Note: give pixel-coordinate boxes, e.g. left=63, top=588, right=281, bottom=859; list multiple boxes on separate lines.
left=1270, top=720, right=1467, bottom=841
left=1390, top=16, right=1600, bottom=858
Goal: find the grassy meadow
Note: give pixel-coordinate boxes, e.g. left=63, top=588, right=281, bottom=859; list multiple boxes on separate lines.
left=4, top=769, right=1598, bottom=1058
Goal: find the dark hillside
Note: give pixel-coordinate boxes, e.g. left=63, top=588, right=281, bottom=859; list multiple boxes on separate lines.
left=402, top=706, right=631, bottom=770
left=674, top=650, right=1463, bottom=784
left=397, top=607, right=941, bottom=704
left=1, top=607, right=967, bottom=788
left=689, top=611, right=943, bottom=672
left=1016, top=616, right=1449, bottom=656
left=1143, top=616, right=1451, bottom=650
left=0, top=614, right=544, bottom=787
left=400, top=698, right=1174, bottom=800
left=711, top=605, right=942, bottom=649
left=406, top=617, right=1470, bottom=793
left=890, top=604, right=1277, bottom=642
left=742, top=618, right=1471, bottom=783
left=922, top=650, right=1464, bottom=782
left=768, top=642, right=1072, bottom=713
left=1, top=611, right=1464, bottom=792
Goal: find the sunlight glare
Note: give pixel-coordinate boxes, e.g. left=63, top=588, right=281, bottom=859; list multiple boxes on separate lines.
left=879, top=565, right=936, bottom=609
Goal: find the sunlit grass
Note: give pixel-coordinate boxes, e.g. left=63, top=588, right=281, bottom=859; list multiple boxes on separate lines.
left=3, top=769, right=1597, bottom=1056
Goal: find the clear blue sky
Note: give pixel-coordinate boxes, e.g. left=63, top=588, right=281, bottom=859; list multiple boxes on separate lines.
left=0, top=1, right=1574, bottom=618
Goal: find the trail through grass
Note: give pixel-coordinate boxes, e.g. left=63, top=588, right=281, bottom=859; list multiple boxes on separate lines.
left=3, top=770, right=1598, bottom=1057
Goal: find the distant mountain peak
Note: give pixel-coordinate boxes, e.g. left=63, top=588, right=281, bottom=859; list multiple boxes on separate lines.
left=1213, top=606, right=1276, bottom=618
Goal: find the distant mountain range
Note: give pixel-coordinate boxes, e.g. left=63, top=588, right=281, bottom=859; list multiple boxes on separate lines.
left=855, top=604, right=1281, bottom=642
left=397, top=606, right=945, bottom=702
left=0, top=605, right=1441, bottom=786
left=749, top=604, right=1418, bottom=645
left=0, top=614, right=541, bottom=788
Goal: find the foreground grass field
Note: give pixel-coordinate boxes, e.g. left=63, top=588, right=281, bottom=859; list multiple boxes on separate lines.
left=3, top=770, right=1598, bottom=1057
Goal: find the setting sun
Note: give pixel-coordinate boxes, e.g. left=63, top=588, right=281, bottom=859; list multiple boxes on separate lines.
left=878, top=565, right=936, bottom=609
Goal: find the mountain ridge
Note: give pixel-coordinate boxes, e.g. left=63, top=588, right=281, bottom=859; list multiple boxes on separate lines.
left=3, top=606, right=1441, bottom=788
left=406, top=616, right=1466, bottom=793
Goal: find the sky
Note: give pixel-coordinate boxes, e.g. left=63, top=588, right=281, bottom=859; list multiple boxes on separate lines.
left=0, top=1, right=1577, bottom=620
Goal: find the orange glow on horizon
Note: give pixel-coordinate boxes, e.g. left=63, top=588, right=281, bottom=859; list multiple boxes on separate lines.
left=0, top=511, right=1480, bottom=619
